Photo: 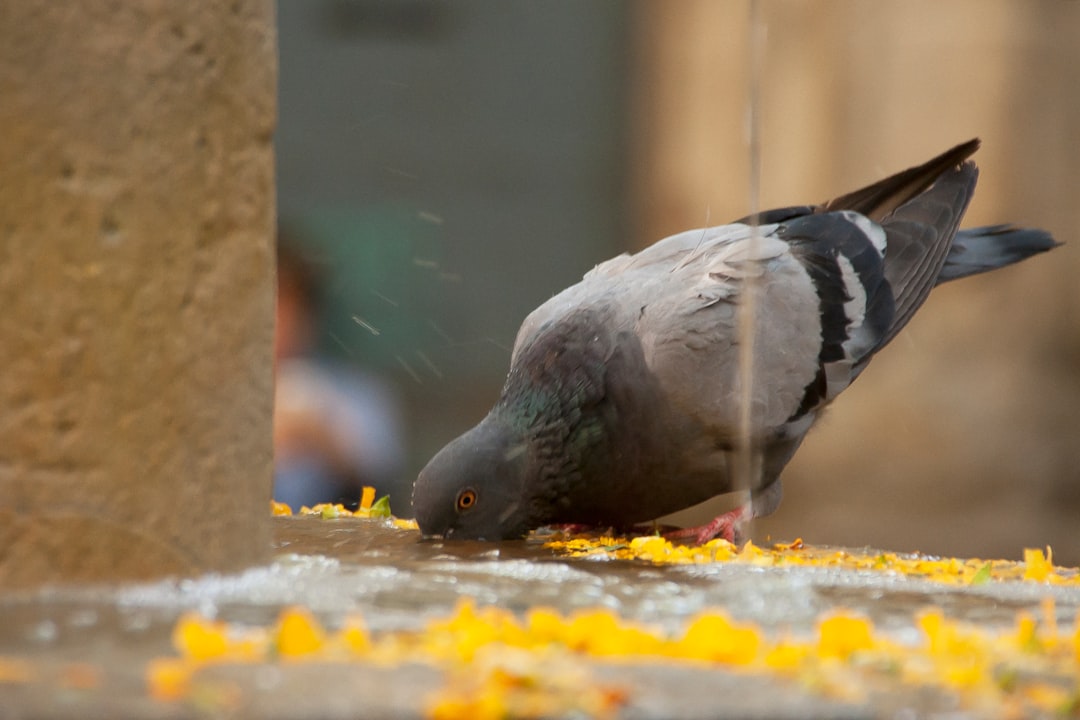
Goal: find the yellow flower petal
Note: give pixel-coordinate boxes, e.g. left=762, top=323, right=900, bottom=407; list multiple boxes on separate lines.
left=566, top=609, right=621, bottom=653
left=678, top=611, right=760, bottom=665
left=817, top=613, right=874, bottom=661
left=146, top=657, right=192, bottom=701
left=1013, top=612, right=1042, bottom=654
left=763, top=640, right=808, bottom=672
left=339, top=616, right=371, bottom=655
left=1074, top=610, right=1080, bottom=664
left=526, top=607, right=566, bottom=645
left=360, top=486, right=376, bottom=512
left=0, top=656, right=35, bottom=684
left=275, top=607, right=326, bottom=658
left=172, top=613, right=230, bottom=661
left=1023, top=547, right=1054, bottom=582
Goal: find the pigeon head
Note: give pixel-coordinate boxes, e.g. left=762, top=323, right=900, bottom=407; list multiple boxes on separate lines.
left=413, top=309, right=621, bottom=540
left=412, top=414, right=534, bottom=540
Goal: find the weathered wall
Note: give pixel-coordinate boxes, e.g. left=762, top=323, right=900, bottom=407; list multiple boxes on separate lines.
left=0, top=2, right=276, bottom=586
left=633, top=1, right=1080, bottom=562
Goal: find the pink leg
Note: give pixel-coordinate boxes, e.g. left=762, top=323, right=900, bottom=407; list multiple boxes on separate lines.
left=664, top=504, right=753, bottom=545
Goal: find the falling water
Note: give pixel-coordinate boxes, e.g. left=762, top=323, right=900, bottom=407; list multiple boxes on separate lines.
left=734, top=0, right=766, bottom=521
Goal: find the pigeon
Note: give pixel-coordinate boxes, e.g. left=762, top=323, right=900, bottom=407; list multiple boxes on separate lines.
left=412, top=139, right=1058, bottom=542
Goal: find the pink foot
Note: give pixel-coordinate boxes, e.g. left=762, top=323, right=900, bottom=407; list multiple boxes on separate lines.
left=664, top=505, right=752, bottom=545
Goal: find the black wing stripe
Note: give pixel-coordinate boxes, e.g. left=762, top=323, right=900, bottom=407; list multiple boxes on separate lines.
left=796, top=251, right=849, bottom=363
left=779, top=213, right=896, bottom=420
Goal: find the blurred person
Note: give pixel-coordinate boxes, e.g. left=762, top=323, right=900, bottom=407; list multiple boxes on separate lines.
left=273, top=233, right=405, bottom=509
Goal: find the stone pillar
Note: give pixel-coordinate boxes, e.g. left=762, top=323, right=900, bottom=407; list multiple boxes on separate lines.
left=0, top=2, right=276, bottom=587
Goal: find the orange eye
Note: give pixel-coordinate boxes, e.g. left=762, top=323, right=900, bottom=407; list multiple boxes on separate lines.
left=455, top=488, right=477, bottom=512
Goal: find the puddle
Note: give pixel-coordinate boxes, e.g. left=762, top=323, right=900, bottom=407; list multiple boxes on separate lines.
left=2, top=517, right=1078, bottom=718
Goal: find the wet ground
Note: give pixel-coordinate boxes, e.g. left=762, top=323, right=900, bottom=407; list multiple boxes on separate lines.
left=2, top=517, right=1079, bottom=718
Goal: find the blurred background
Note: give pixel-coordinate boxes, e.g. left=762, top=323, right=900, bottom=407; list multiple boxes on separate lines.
left=274, top=1, right=1080, bottom=562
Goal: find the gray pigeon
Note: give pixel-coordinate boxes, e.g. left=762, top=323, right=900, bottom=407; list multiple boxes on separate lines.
left=412, top=139, right=1058, bottom=542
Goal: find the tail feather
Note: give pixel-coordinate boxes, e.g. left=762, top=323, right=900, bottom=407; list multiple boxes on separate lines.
left=938, top=224, right=1060, bottom=284
left=824, top=138, right=981, bottom=220
left=871, top=161, right=979, bottom=350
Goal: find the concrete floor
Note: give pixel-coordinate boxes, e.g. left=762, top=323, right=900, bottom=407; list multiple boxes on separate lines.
left=1, top=518, right=1078, bottom=719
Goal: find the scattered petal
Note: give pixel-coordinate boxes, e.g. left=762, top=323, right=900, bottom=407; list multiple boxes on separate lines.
left=275, top=607, right=325, bottom=658
left=360, top=486, right=376, bottom=512
left=817, top=613, right=874, bottom=661
left=146, top=658, right=192, bottom=701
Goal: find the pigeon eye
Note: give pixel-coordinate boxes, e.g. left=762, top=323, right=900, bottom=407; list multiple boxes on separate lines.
left=455, top=487, right=478, bottom=512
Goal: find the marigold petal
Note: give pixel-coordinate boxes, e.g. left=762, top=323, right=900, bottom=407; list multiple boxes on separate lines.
left=172, top=613, right=229, bottom=661
left=360, top=486, right=376, bottom=512
left=764, top=641, right=808, bottom=672
left=146, top=658, right=193, bottom=701
left=275, top=607, right=326, bottom=657
left=526, top=607, right=566, bottom=645
left=0, top=656, right=35, bottom=684
left=1023, top=547, right=1053, bottom=582
left=679, top=612, right=760, bottom=665
left=817, top=613, right=874, bottom=660
left=339, top=616, right=371, bottom=655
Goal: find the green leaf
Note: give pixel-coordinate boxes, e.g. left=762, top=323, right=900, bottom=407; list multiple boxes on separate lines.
left=369, top=495, right=392, bottom=518
left=994, top=664, right=1018, bottom=692
left=970, top=563, right=992, bottom=586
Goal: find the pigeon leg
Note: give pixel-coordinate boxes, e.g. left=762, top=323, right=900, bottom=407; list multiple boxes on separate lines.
left=664, top=503, right=753, bottom=545
left=665, top=480, right=783, bottom=544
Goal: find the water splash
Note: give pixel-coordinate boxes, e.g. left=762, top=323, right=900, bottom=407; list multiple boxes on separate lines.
left=351, top=314, right=382, bottom=336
